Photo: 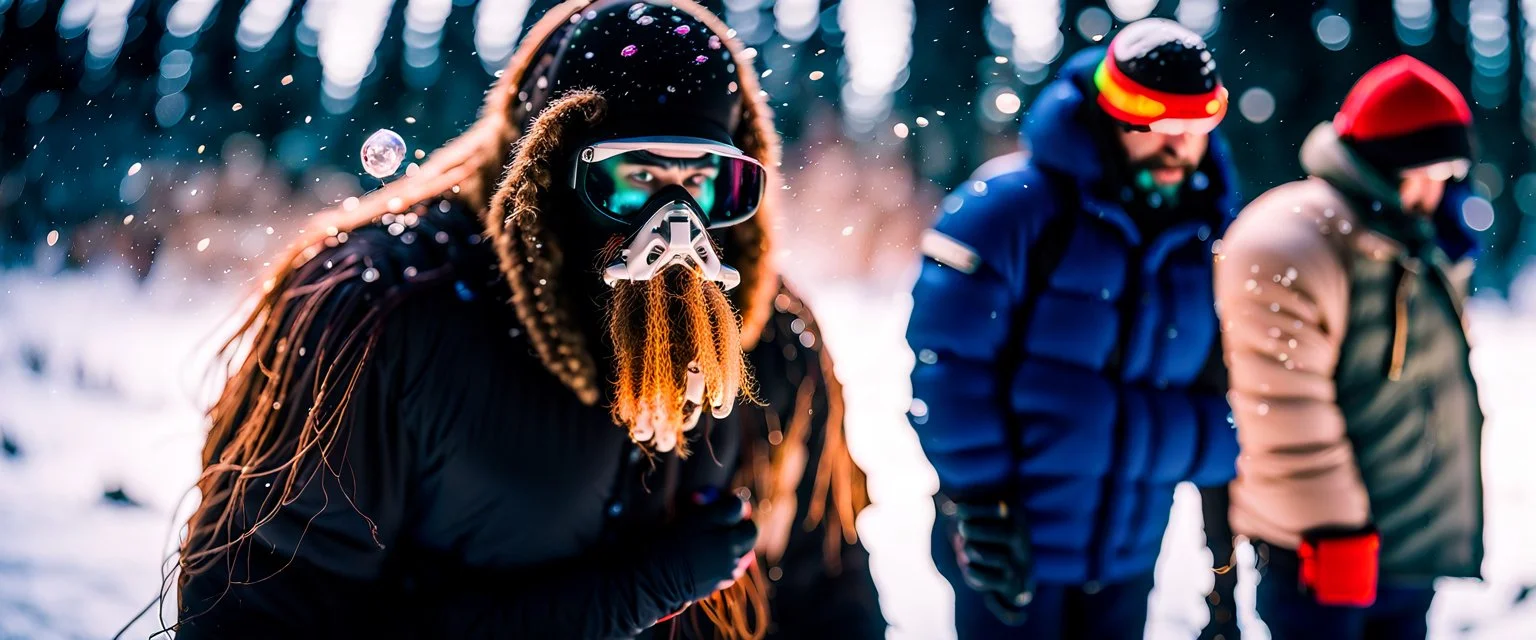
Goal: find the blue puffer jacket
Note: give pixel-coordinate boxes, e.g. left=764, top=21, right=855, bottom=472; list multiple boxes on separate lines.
left=908, top=49, right=1242, bottom=585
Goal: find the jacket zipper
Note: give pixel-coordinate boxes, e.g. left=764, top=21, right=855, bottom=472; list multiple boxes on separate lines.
left=1388, top=258, right=1419, bottom=382
left=1088, top=240, right=1142, bottom=582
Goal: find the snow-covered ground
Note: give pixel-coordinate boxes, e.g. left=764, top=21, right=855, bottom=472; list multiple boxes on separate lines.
left=4, top=265, right=1536, bottom=639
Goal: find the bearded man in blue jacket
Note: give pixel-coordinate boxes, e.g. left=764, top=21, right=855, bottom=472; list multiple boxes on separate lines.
left=908, top=19, right=1242, bottom=639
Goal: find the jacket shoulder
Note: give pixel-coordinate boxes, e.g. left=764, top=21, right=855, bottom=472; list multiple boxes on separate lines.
left=928, top=161, right=1064, bottom=274
left=1226, top=179, right=1354, bottom=256
left=1220, top=180, right=1353, bottom=316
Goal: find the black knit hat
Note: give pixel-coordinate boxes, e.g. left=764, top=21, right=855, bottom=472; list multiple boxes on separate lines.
left=516, top=0, right=742, bottom=144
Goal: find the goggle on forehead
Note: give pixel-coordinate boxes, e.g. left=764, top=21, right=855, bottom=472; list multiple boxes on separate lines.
left=571, top=136, right=767, bottom=229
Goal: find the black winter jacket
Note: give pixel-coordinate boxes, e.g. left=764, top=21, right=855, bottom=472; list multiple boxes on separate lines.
left=176, top=202, right=883, bottom=639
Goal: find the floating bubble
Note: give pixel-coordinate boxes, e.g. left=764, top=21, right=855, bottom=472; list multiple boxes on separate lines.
left=674, top=25, right=690, bottom=35
left=708, top=35, right=722, bottom=50
left=694, top=55, right=708, bottom=64
left=621, top=44, right=638, bottom=57
left=637, top=15, right=654, bottom=25
left=628, top=2, right=646, bottom=19
left=360, top=129, right=406, bottom=179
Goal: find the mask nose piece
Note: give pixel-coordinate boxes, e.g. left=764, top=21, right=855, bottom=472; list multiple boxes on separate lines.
left=603, top=199, right=741, bottom=290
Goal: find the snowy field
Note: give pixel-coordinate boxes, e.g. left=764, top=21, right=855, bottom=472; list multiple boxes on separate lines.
left=4, top=264, right=1536, bottom=639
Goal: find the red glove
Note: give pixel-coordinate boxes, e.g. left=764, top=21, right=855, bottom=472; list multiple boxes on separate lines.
left=1298, top=526, right=1380, bottom=607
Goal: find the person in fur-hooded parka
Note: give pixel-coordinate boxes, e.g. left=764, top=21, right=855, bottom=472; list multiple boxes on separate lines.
left=173, top=2, right=882, bottom=638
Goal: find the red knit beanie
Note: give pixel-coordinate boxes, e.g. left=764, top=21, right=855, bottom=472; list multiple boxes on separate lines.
left=1334, top=55, right=1472, bottom=176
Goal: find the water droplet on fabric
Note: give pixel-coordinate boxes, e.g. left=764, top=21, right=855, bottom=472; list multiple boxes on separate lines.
left=361, top=267, right=379, bottom=283
left=360, top=129, right=406, bottom=178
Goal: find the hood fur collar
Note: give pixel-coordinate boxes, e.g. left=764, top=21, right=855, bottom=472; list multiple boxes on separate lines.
left=480, top=0, right=781, bottom=404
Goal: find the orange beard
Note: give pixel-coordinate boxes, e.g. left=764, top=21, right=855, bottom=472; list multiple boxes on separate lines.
left=605, top=265, right=751, bottom=455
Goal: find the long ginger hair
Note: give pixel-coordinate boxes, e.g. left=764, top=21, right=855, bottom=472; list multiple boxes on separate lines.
left=180, top=2, right=865, bottom=638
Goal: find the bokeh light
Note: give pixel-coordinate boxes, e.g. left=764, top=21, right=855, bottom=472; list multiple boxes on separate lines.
left=1314, top=13, right=1352, bottom=52
left=1238, top=87, right=1276, bottom=124
left=1462, top=195, right=1496, bottom=232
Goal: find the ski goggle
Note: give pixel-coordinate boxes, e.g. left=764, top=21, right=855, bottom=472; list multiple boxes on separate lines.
left=571, top=136, right=766, bottom=229
left=1094, top=47, right=1228, bottom=136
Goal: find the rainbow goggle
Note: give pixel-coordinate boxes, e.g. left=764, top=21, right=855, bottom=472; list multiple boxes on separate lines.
left=1093, top=51, right=1228, bottom=135
left=571, top=136, right=766, bottom=231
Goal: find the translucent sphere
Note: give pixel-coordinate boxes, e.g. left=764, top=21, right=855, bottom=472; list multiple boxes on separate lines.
left=360, top=129, right=406, bottom=179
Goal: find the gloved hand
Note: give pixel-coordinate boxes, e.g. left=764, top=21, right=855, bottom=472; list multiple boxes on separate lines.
left=1299, top=525, right=1379, bottom=607
left=951, top=499, right=1035, bottom=626
left=643, top=491, right=759, bottom=613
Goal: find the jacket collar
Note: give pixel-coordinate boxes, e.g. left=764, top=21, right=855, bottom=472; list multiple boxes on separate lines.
left=1022, top=48, right=1242, bottom=246
left=1301, top=122, right=1452, bottom=255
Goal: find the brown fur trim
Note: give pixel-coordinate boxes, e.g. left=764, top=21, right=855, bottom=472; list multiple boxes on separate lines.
left=484, top=90, right=608, bottom=405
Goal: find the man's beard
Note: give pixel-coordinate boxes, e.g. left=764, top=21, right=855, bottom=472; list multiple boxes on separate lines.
left=604, top=264, right=751, bottom=455
left=1129, top=152, right=1199, bottom=206
left=1130, top=153, right=1199, bottom=184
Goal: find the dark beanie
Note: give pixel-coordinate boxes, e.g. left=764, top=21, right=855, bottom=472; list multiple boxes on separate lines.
left=515, top=0, right=741, bottom=145
left=1094, top=18, right=1226, bottom=128
left=1335, top=55, right=1472, bottom=175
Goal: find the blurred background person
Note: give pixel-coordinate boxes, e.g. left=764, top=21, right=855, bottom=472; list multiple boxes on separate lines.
left=906, top=19, right=1241, bottom=639
left=1215, top=56, right=1484, bottom=640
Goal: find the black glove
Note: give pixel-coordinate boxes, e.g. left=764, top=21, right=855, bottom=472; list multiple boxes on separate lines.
left=642, top=492, right=759, bottom=612
left=951, top=499, right=1035, bottom=626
